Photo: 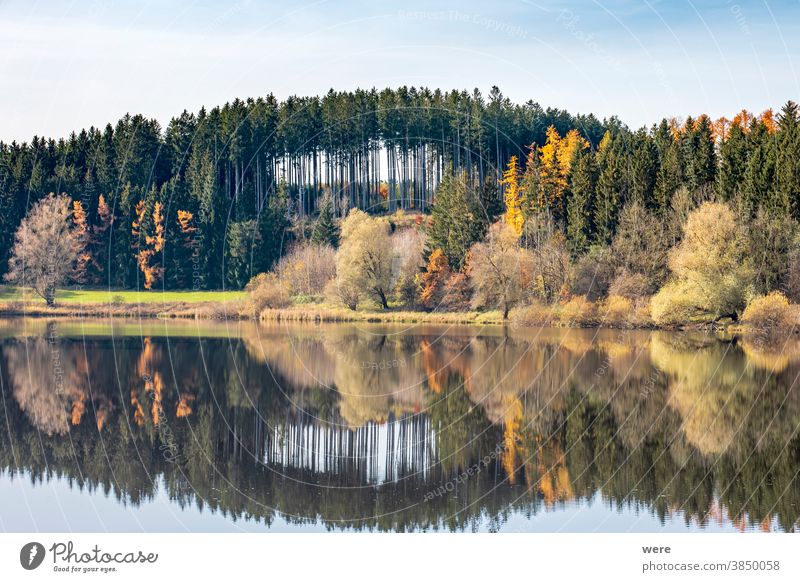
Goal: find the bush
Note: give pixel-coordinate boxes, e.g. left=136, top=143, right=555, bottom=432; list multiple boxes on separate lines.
left=439, top=272, right=472, bottom=312
left=610, top=200, right=669, bottom=291
left=276, top=241, right=336, bottom=297
left=571, top=245, right=615, bottom=300
left=650, top=281, right=705, bottom=326
left=245, top=272, right=291, bottom=316
left=324, top=278, right=362, bottom=311
left=741, top=292, right=797, bottom=332
left=511, top=301, right=554, bottom=327
left=599, top=295, right=633, bottom=326
left=557, top=295, right=596, bottom=326
left=608, top=270, right=651, bottom=300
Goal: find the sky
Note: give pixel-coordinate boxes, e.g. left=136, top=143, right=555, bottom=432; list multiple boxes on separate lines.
left=1, top=0, right=800, bottom=142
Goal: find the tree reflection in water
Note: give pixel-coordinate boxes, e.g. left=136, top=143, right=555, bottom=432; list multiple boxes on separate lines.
left=0, top=321, right=797, bottom=532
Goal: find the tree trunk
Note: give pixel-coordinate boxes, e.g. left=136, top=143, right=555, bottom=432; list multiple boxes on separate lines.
left=45, top=285, right=56, bottom=307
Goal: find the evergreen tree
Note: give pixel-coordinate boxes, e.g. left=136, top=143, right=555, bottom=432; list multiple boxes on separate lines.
left=654, top=134, right=682, bottom=213
left=427, top=171, right=484, bottom=271
left=593, top=133, right=623, bottom=244
left=716, top=122, right=749, bottom=201
left=687, top=115, right=717, bottom=192
left=566, top=147, right=597, bottom=256
left=776, top=101, right=800, bottom=219
left=311, top=192, right=338, bottom=246
left=743, top=120, right=778, bottom=213
left=627, top=129, right=658, bottom=207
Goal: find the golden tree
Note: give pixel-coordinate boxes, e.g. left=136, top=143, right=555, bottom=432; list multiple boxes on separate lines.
left=71, top=200, right=95, bottom=283
left=732, top=109, right=754, bottom=131
left=135, top=201, right=165, bottom=290
left=538, top=126, right=588, bottom=209
left=420, top=248, right=451, bottom=310
left=501, top=155, right=524, bottom=236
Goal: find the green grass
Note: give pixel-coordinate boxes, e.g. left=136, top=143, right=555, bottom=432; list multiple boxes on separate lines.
left=0, top=285, right=245, bottom=304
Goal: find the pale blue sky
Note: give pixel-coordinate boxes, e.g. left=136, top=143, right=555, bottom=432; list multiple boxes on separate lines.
left=1, top=0, right=799, bottom=141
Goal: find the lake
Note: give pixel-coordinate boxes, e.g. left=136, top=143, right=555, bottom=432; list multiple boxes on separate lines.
left=0, top=319, right=797, bottom=532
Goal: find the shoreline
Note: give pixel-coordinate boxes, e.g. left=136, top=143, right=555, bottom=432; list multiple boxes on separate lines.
left=2, top=294, right=798, bottom=338
left=0, top=299, right=768, bottom=334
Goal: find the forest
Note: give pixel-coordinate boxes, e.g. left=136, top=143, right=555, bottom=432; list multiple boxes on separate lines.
left=2, top=86, right=800, bottom=325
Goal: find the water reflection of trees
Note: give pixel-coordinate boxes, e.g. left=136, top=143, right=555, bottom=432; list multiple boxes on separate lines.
left=0, top=323, right=797, bottom=532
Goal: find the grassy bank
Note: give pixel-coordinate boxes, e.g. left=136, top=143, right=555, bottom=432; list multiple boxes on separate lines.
left=0, top=285, right=245, bottom=318
left=0, top=285, right=245, bottom=304
left=256, top=295, right=656, bottom=328
left=3, top=284, right=796, bottom=336
left=259, top=304, right=508, bottom=325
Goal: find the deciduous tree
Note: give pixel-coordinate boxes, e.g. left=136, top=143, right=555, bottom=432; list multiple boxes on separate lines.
left=5, top=193, right=82, bottom=306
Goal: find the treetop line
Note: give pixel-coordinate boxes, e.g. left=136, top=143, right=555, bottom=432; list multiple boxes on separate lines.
left=0, top=86, right=798, bottom=291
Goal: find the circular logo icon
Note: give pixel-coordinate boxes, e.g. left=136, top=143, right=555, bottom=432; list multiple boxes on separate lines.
left=20, top=542, right=46, bottom=570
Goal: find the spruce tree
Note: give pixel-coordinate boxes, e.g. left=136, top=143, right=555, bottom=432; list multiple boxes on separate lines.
left=593, top=134, right=623, bottom=245
left=688, top=115, right=717, bottom=192
left=776, top=101, right=800, bottom=219
left=716, top=123, right=749, bottom=201
left=627, top=129, right=658, bottom=208
left=743, top=120, right=778, bottom=213
left=566, top=147, right=597, bottom=256
left=654, top=135, right=682, bottom=213
left=427, top=171, right=483, bottom=270
left=311, top=193, right=338, bottom=246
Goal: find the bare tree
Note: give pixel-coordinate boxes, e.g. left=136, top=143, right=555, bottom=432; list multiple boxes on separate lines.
left=5, top=193, right=81, bottom=306
left=469, top=222, right=527, bottom=319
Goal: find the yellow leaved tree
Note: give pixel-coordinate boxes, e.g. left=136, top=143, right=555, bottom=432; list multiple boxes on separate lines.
left=501, top=155, right=524, bottom=236
left=134, top=201, right=165, bottom=290
left=538, top=126, right=589, bottom=210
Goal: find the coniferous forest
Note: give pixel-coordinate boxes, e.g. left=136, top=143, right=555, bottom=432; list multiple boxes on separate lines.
left=1, top=86, right=799, bottom=303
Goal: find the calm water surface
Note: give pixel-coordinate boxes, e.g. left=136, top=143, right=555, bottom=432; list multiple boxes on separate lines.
left=0, top=319, right=797, bottom=532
